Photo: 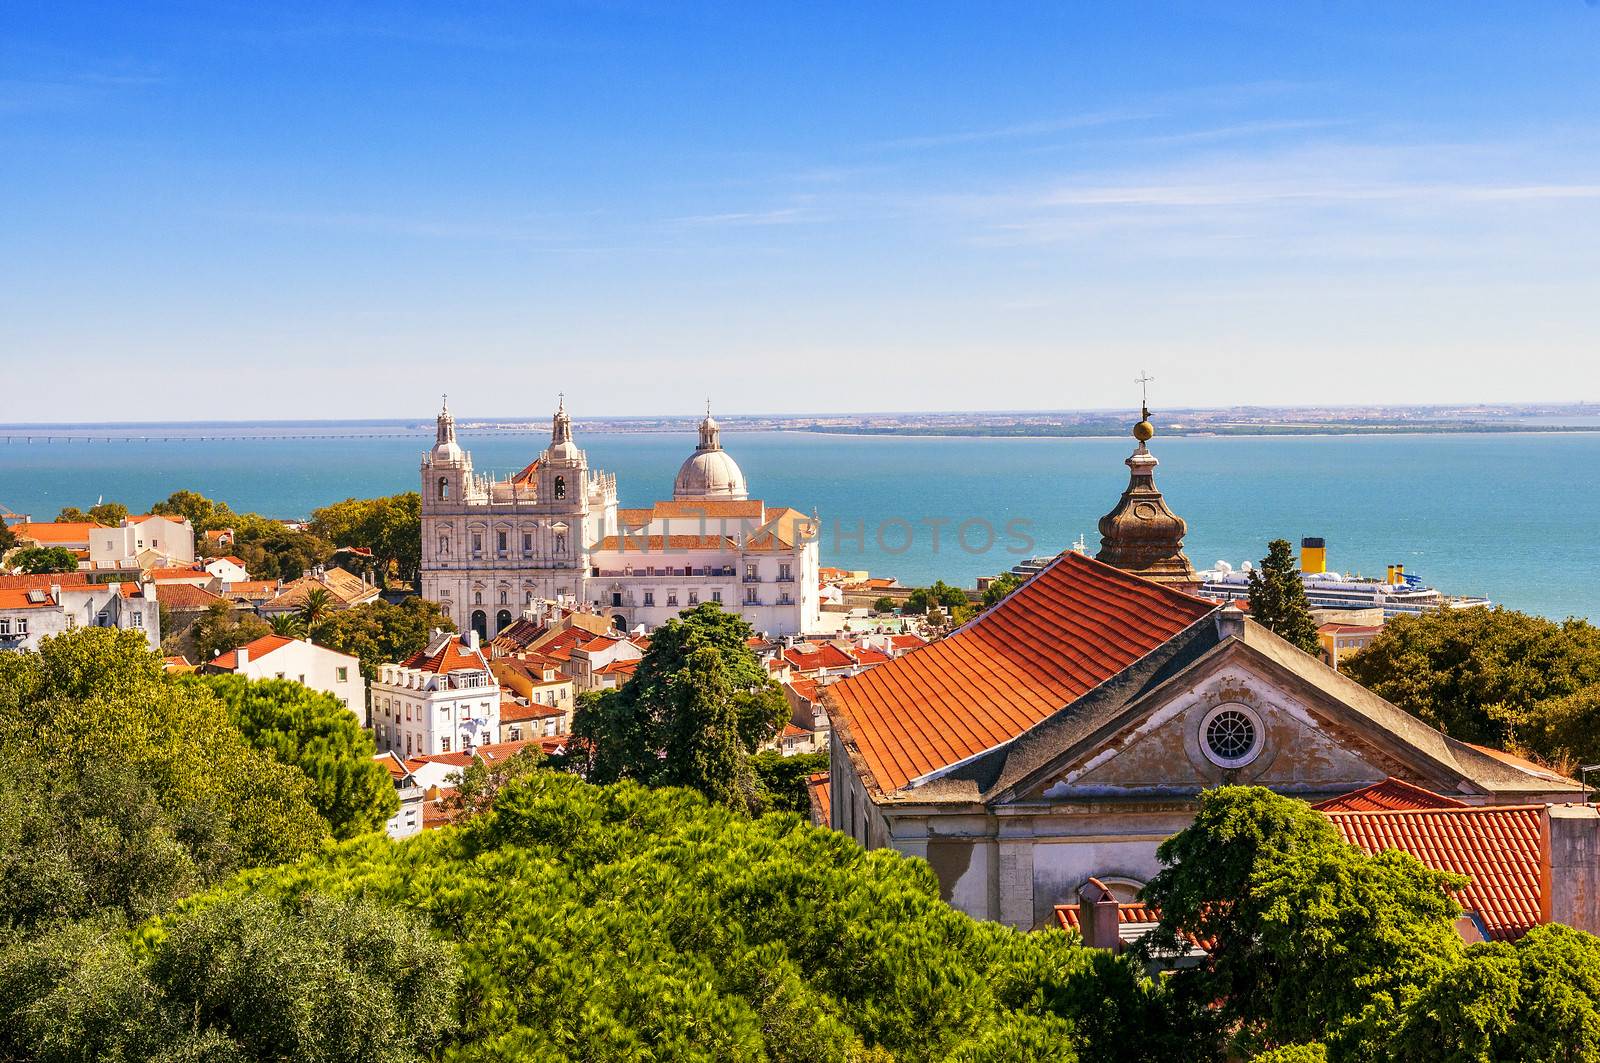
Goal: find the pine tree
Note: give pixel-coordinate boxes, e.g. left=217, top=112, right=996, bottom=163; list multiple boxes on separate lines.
left=1247, top=538, right=1322, bottom=656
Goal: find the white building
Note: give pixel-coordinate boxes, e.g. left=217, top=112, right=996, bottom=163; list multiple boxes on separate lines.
left=205, top=634, right=367, bottom=721
left=89, top=514, right=195, bottom=570
left=372, top=630, right=500, bottom=758
left=0, top=578, right=160, bottom=651
left=200, top=555, right=250, bottom=584
left=374, top=751, right=425, bottom=839
left=419, top=398, right=821, bottom=639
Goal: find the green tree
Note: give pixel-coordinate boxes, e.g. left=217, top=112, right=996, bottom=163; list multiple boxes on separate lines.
left=872, top=595, right=896, bottom=613
left=310, top=493, right=423, bottom=587
left=7, top=546, right=80, bottom=574
left=1142, top=787, right=1466, bottom=1057
left=0, top=892, right=460, bottom=1062
left=194, top=673, right=398, bottom=839
left=750, top=750, right=829, bottom=814
left=299, top=586, right=336, bottom=636
left=1247, top=539, right=1322, bottom=656
left=86, top=501, right=128, bottom=526
left=442, top=745, right=547, bottom=823
left=0, top=523, right=16, bottom=552
left=905, top=580, right=969, bottom=614
left=315, top=596, right=456, bottom=680
left=571, top=602, right=788, bottom=808
left=192, top=600, right=273, bottom=662
left=981, top=571, right=1023, bottom=609
left=0, top=629, right=328, bottom=934
left=54, top=506, right=89, bottom=522
left=150, top=489, right=233, bottom=531
left=1342, top=606, right=1600, bottom=763
left=269, top=612, right=306, bottom=637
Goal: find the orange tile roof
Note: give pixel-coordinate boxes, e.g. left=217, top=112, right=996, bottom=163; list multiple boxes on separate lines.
left=150, top=567, right=210, bottom=582
left=594, top=659, right=638, bottom=677
left=644, top=499, right=767, bottom=520
left=1325, top=805, right=1547, bottom=941
left=783, top=643, right=857, bottom=672
left=401, top=636, right=491, bottom=675
left=406, top=738, right=540, bottom=770
left=808, top=772, right=831, bottom=826
left=499, top=700, right=563, bottom=723
left=12, top=521, right=98, bottom=544
left=854, top=648, right=890, bottom=666
left=1463, top=743, right=1574, bottom=786
left=1313, top=777, right=1468, bottom=813
left=1053, top=902, right=1216, bottom=952
left=0, top=588, right=56, bottom=610
left=224, top=580, right=278, bottom=598
left=154, top=583, right=225, bottom=609
left=827, top=551, right=1216, bottom=795
left=210, top=634, right=298, bottom=669
left=889, top=633, right=927, bottom=650
left=1319, top=622, right=1383, bottom=635
left=788, top=677, right=820, bottom=702
left=591, top=534, right=736, bottom=552
left=534, top=627, right=588, bottom=661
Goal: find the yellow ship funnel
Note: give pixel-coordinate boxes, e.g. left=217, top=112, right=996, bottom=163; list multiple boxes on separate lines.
left=1300, top=537, right=1327, bottom=575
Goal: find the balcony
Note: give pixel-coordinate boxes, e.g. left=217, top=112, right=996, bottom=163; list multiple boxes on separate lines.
left=742, top=575, right=763, bottom=583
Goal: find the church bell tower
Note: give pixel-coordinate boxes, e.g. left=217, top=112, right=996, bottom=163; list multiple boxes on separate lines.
left=1095, top=375, right=1198, bottom=588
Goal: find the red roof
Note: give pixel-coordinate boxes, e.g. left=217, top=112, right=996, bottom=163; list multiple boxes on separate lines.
left=210, top=634, right=297, bottom=669
left=783, top=643, right=856, bottom=673
left=889, top=633, right=927, bottom=650
left=1325, top=805, right=1547, bottom=941
left=155, top=583, right=225, bottom=609
left=407, top=738, right=541, bottom=770
left=1053, top=902, right=1217, bottom=952
left=1313, top=777, right=1468, bottom=813
left=0, top=572, right=92, bottom=590
left=499, top=700, right=563, bottom=723
left=150, top=567, right=210, bottom=582
left=401, top=636, right=490, bottom=675
left=0, top=588, right=56, bottom=610
left=787, top=677, right=820, bottom=702
left=11, top=521, right=98, bottom=544
left=828, top=551, right=1216, bottom=794
left=808, top=772, right=831, bottom=826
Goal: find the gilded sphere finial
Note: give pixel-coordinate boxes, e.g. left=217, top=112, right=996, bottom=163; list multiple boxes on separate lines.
left=1133, top=419, right=1155, bottom=443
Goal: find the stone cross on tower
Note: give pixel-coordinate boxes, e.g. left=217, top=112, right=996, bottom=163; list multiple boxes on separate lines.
left=1135, top=370, right=1154, bottom=421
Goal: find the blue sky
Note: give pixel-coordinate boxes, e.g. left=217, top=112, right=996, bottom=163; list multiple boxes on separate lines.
left=4, top=2, right=1599, bottom=422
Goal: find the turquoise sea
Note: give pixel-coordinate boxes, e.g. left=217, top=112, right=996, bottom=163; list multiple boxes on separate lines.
left=2, top=424, right=1596, bottom=621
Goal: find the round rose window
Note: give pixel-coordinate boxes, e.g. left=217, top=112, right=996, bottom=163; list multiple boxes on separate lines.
left=1200, top=705, right=1262, bottom=768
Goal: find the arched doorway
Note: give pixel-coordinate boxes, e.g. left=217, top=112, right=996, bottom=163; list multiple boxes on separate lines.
left=611, top=614, right=628, bottom=632
left=470, top=610, right=488, bottom=642
left=496, top=609, right=512, bottom=634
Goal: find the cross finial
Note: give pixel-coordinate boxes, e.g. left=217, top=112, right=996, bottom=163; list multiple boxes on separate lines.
left=557, top=391, right=565, bottom=414
left=1135, top=370, right=1154, bottom=419
left=705, top=397, right=712, bottom=418
left=441, top=393, right=448, bottom=413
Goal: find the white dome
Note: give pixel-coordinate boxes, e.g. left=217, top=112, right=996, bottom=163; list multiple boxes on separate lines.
left=674, top=448, right=748, bottom=501
left=431, top=438, right=465, bottom=464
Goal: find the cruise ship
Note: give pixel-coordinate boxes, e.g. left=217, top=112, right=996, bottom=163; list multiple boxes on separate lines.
left=1193, top=537, right=1492, bottom=619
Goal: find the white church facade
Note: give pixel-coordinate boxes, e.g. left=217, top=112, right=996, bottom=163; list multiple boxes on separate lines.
left=419, top=399, right=821, bottom=639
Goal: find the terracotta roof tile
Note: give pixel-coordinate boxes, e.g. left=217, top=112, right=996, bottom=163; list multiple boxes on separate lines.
left=209, top=634, right=297, bottom=670
left=827, top=551, right=1216, bottom=795
left=1325, top=805, right=1546, bottom=941
left=155, top=583, right=225, bottom=609
left=11, top=522, right=98, bottom=543
left=808, top=772, right=831, bottom=826
left=0, top=588, right=56, bottom=610
left=1313, top=777, right=1468, bottom=813
left=0, top=572, right=92, bottom=591
left=401, top=635, right=491, bottom=675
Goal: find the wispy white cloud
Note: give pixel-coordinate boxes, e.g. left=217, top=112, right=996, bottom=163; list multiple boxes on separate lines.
left=663, top=207, right=815, bottom=227
left=871, top=109, right=1156, bottom=151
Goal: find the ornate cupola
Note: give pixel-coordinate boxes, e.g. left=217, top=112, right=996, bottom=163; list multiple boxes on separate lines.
left=673, top=402, right=749, bottom=501
left=430, top=396, right=465, bottom=465
left=545, top=393, right=581, bottom=464
left=1095, top=381, right=1197, bottom=588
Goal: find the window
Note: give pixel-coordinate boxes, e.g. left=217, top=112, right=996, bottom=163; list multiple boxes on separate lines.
left=0, top=619, right=9, bottom=635
left=497, top=530, right=507, bottom=554
left=472, top=533, right=483, bottom=555
left=132, top=611, right=142, bottom=626
left=1200, top=704, right=1262, bottom=768
left=779, top=563, right=792, bottom=581
left=523, top=532, right=533, bottom=553
left=438, top=477, right=449, bottom=501
left=406, top=733, right=413, bottom=755
left=745, top=588, right=758, bottom=604
left=15, top=620, right=26, bottom=635
left=667, top=592, right=678, bottom=606
left=554, top=475, right=566, bottom=499
left=711, top=589, right=722, bottom=603
left=745, top=564, right=758, bottom=581
left=687, top=591, right=698, bottom=605
left=337, top=666, right=349, bottom=682
left=643, top=591, right=654, bottom=607
left=97, top=610, right=109, bottom=626
left=441, top=737, right=451, bottom=753
left=406, top=704, right=412, bottom=720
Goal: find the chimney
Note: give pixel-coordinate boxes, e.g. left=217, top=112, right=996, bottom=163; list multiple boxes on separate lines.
left=1216, top=603, right=1246, bottom=641
left=1076, top=878, right=1123, bottom=953
left=1546, top=805, right=1600, bottom=935
left=462, top=629, right=479, bottom=651
left=236, top=647, right=249, bottom=667
left=1300, top=537, right=1327, bottom=575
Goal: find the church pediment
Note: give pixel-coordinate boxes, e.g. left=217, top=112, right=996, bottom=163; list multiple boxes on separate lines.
left=1000, top=639, right=1474, bottom=807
